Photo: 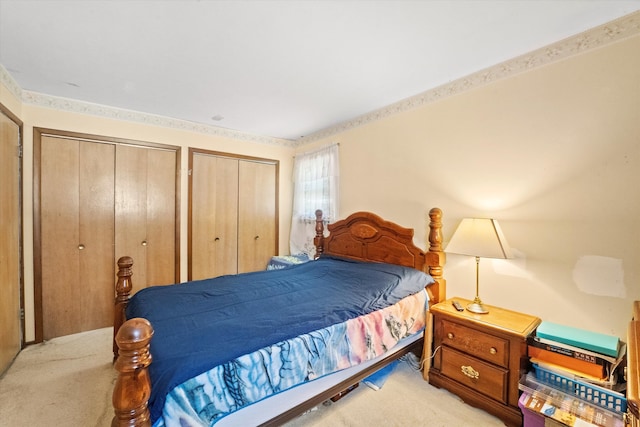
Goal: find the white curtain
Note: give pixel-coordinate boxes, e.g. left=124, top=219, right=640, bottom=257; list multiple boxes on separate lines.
left=290, top=144, right=339, bottom=257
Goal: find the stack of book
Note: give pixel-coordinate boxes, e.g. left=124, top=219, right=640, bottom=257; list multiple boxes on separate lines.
left=528, top=321, right=626, bottom=389
left=519, top=322, right=628, bottom=426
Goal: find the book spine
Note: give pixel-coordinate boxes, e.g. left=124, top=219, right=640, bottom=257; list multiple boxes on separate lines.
left=528, top=346, right=606, bottom=379
left=532, top=336, right=619, bottom=364
left=528, top=337, right=609, bottom=366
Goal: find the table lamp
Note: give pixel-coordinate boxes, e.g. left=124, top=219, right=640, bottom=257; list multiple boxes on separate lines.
left=446, top=218, right=513, bottom=314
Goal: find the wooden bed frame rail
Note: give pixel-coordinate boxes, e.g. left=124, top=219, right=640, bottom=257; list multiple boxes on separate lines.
left=112, top=208, right=445, bottom=426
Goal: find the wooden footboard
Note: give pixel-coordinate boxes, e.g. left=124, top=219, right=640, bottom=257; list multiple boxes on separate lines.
left=112, top=208, right=445, bottom=426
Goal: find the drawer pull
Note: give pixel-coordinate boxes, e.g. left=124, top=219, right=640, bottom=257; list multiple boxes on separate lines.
left=461, top=365, right=479, bottom=380
left=447, top=332, right=454, bottom=340
left=490, top=347, right=497, bottom=355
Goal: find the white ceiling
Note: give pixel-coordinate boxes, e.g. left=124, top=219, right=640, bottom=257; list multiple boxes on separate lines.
left=1, top=0, right=639, bottom=142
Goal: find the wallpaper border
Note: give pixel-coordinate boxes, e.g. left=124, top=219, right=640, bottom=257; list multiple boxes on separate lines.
left=298, top=10, right=640, bottom=145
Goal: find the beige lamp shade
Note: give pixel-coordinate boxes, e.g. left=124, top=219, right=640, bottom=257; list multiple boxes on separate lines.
left=446, top=218, right=513, bottom=260
left=446, top=217, right=512, bottom=314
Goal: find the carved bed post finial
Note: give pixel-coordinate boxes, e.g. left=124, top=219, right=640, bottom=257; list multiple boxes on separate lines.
left=314, top=209, right=325, bottom=259
left=428, top=208, right=446, bottom=302
left=114, top=256, right=134, bottom=362
left=112, top=318, right=154, bottom=427
left=428, top=208, right=443, bottom=252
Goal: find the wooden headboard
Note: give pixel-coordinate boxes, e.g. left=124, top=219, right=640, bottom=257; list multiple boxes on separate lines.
left=313, top=208, right=446, bottom=303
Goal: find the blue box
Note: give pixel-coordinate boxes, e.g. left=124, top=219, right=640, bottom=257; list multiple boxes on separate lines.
left=532, top=363, right=626, bottom=413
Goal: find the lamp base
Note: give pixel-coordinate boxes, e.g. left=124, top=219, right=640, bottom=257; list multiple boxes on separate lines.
left=466, top=298, right=489, bottom=314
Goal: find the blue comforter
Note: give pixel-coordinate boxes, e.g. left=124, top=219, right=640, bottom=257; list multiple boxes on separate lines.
left=126, top=256, right=434, bottom=422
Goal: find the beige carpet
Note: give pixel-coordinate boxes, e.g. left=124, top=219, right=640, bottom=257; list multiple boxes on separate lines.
left=0, top=328, right=505, bottom=426
left=0, top=328, right=116, bottom=426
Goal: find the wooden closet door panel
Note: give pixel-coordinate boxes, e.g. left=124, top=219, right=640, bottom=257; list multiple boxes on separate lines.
left=41, top=137, right=81, bottom=339
left=78, top=141, right=115, bottom=331
left=116, top=145, right=150, bottom=290
left=238, top=161, right=277, bottom=273
left=0, top=112, right=21, bottom=374
left=41, top=137, right=115, bottom=339
left=145, top=148, right=177, bottom=286
left=115, top=145, right=178, bottom=289
left=191, top=154, right=238, bottom=280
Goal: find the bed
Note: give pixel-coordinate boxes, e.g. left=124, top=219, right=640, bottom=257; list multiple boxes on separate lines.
left=111, top=208, right=446, bottom=427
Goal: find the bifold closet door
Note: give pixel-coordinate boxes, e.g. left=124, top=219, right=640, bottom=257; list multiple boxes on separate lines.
left=238, top=161, right=277, bottom=273
left=190, top=154, right=239, bottom=280
left=40, top=137, right=115, bottom=339
left=0, top=111, right=21, bottom=374
left=115, top=145, right=177, bottom=289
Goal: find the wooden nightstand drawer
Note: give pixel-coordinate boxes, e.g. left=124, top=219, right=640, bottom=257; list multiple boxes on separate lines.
left=440, top=347, right=508, bottom=404
left=442, top=319, right=509, bottom=367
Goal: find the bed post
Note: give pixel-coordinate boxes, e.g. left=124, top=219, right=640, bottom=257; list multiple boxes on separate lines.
left=114, top=256, right=134, bottom=362
left=112, top=318, right=154, bottom=427
left=427, top=207, right=446, bottom=303
left=313, top=209, right=325, bottom=259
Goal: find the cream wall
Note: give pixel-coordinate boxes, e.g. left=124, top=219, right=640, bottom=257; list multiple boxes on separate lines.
left=300, top=34, right=640, bottom=339
left=0, top=85, right=295, bottom=342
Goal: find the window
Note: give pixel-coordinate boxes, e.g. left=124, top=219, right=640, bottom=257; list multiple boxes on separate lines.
left=290, top=144, right=339, bottom=256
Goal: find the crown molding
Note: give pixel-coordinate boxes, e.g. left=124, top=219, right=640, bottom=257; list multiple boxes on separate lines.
left=2, top=11, right=639, bottom=148
left=297, top=10, right=640, bottom=145
left=0, top=64, right=23, bottom=100
left=19, top=91, right=296, bottom=147
left=0, top=64, right=295, bottom=147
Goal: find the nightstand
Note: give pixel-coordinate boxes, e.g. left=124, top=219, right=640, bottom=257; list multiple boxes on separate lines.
left=427, top=297, right=541, bottom=427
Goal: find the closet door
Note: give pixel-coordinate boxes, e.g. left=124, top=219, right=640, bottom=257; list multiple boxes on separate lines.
left=190, top=153, right=239, bottom=280
left=238, top=160, right=277, bottom=273
left=40, top=137, right=115, bottom=339
left=115, top=145, right=177, bottom=289
left=0, top=110, right=21, bottom=374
